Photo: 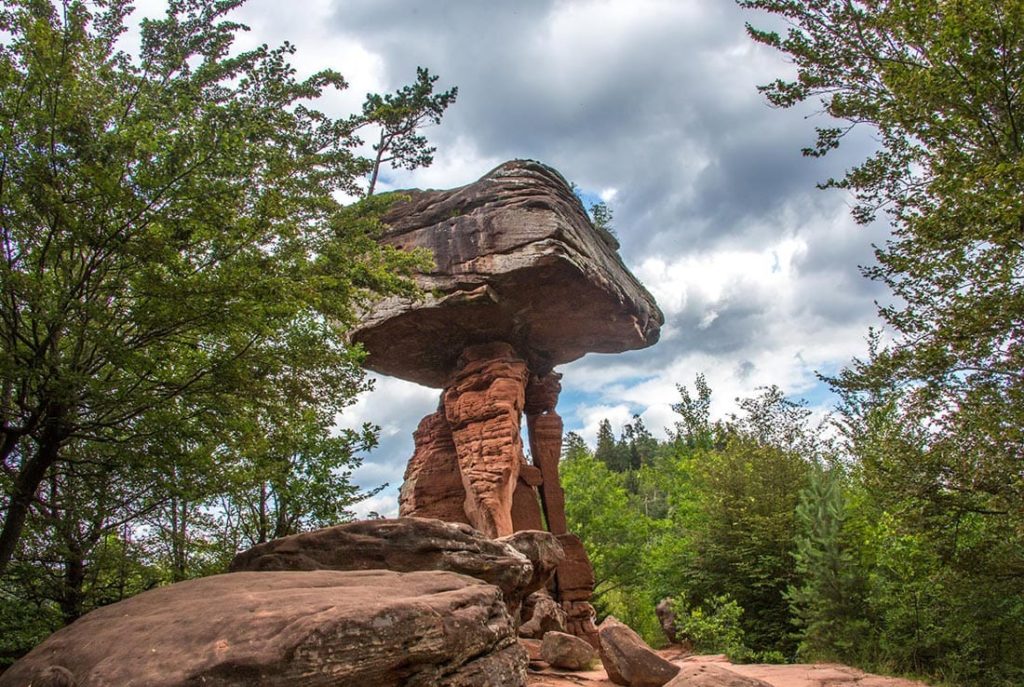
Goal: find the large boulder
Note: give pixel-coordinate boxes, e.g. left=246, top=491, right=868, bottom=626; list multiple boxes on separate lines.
left=351, top=160, right=663, bottom=388
left=598, top=616, right=681, bottom=687
left=497, top=529, right=565, bottom=599
left=656, top=597, right=683, bottom=646
left=0, top=570, right=527, bottom=687
left=229, top=517, right=561, bottom=619
left=231, top=517, right=525, bottom=591
left=541, top=631, right=598, bottom=671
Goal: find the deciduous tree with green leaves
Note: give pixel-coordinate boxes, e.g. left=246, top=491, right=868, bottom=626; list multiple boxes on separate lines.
left=739, top=0, right=1024, bottom=548
left=741, top=1, right=1024, bottom=682
left=0, top=0, right=436, bottom=579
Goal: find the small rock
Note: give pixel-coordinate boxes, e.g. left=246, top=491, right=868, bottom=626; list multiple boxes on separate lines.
left=541, top=631, right=598, bottom=671
left=655, top=597, right=680, bottom=644
left=519, top=592, right=568, bottom=638
left=497, top=530, right=565, bottom=599
left=597, top=616, right=681, bottom=687
left=520, top=638, right=543, bottom=662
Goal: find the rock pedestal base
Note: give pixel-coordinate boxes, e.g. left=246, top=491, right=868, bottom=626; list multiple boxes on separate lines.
left=399, top=342, right=599, bottom=643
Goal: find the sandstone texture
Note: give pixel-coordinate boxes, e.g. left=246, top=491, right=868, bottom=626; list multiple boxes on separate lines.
left=399, top=409, right=471, bottom=525
left=351, top=159, right=663, bottom=388
left=229, top=517, right=558, bottom=617
left=526, top=652, right=936, bottom=687
left=368, top=160, right=662, bottom=646
left=0, top=570, right=526, bottom=687
left=520, top=592, right=568, bottom=639
left=443, top=342, right=530, bottom=537
left=717, top=659, right=933, bottom=687
left=666, top=663, right=774, bottom=687
left=541, top=631, right=599, bottom=671
left=498, top=529, right=566, bottom=600
left=598, top=616, right=681, bottom=687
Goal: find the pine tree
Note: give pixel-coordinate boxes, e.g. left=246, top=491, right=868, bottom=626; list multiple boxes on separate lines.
left=787, top=469, right=868, bottom=662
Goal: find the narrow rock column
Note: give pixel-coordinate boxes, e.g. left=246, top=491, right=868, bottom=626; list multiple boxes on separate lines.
left=443, top=342, right=530, bottom=538
left=524, top=372, right=599, bottom=646
left=524, top=373, right=567, bottom=535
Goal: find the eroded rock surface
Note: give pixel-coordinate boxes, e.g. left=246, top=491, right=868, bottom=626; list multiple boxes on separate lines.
left=0, top=570, right=526, bottom=687
left=370, top=160, right=663, bottom=646
left=498, top=530, right=566, bottom=600
left=519, top=592, right=568, bottom=639
left=399, top=409, right=470, bottom=524
left=443, top=342, right=530, bottom=537
left=598, top=616, right=681, bottom=687
left=352, top=160, right=663, bottom=388
left=229, top=517, right=548, bottom=616
left=665, top=663, right=773, bottom=687
left=541, top=631, right=599, bottom=671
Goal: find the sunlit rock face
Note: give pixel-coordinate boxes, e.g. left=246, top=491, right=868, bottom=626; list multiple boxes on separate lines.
left=351, top=159, right=662, bottom=388
left=0, top=570, right=528, bottom=687
left=354, top=159, right=663, bottom=646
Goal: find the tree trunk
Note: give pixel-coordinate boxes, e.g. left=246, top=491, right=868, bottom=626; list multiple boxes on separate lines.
left=59, top=544, right=86, bottom=625
left=0, top=410, right=65, bottom=575
left=257, top=481, right=268, bottom=544
left=366, top=130, right=388, bottom=197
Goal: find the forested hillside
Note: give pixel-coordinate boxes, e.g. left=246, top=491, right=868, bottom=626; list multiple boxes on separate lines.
left=563, top=373, right=1023, bottom=687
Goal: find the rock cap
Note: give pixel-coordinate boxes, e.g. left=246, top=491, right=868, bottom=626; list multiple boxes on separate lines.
left=351, top=160, right=663, bottom=387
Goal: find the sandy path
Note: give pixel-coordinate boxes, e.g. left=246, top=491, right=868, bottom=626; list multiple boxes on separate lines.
left=527, top=648, right=931, bottom=687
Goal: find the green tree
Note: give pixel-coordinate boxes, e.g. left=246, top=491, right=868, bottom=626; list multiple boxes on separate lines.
left=742, top=2, right=1024, bottom=681
left=0, top=0, right=433, bottom=578
left=669, top=374, right=714, bottom=450
left=561, top=445, right=651, bottom=604
left=787, top=468, right=869, bottom=662
left=683, top=432, right=811, bottom=656
left=361, top=66, right=457, bottom=196
left=741, top=0, right=1024, bottom=581
left=594, top=418, right=629, bottom=472
left=622, top=415, right=658, bottom=471
left=669, top=384, right=819, bottom=657
left=225, top=416, right=381, bottom=547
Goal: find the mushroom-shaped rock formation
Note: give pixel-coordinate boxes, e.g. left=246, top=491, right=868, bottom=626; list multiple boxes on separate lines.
left=352, top=160, right=662, bottom=387
left=354, top=160, right=663, bottom=646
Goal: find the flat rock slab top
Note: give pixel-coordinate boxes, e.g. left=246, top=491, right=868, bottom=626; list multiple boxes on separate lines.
left=352, top=160, right=663, bottom=387
left=1, top=569, right=527, bottom=687
left=229, top=517, right=538, bottom=605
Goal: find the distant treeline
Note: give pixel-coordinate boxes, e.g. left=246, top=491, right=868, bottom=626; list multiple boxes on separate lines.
left=563, top=375, right=1023, bottom=687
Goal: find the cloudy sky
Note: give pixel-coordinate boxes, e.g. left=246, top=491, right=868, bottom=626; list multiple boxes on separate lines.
left=136, top=0, right=892, bottom=516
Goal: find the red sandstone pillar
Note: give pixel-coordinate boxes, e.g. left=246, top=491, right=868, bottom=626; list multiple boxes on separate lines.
left=442, top=342, right=529, bottom=538
left=398, top=406, right=471, bottom=525
left=524, top=373, right=568, bottom=535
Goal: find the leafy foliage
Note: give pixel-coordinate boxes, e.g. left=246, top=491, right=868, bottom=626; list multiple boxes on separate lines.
left=564, top=381, right=816, bottom=660
left=361, top=67, right=457, bottom=196
left=787, top=468, right=869, bottom=662
left=0, top=0, right=451, bottom=664
left=737, top=1, right=1024, bottom=683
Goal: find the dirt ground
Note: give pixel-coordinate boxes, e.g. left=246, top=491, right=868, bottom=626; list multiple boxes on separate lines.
left=527, top=647, right=932, bottom=687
